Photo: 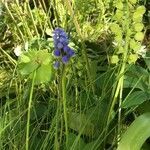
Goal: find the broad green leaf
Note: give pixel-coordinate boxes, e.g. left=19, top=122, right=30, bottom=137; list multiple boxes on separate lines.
left=20, top=54, right=30, bottom=63
left=18, top=50, right=53, bottom=84
left=122, top=91, right=149, bottom=108
left=117, top=113, right=150, bottom=150
left=124, top=75, right=146, bottom=91
left=32, top=64, right=53, bottom=84
left=36, top=50, right=51, bottom=65
left=124, top=65, right=149, bottom=91
left=128, top=65, right=149, bottom=76
left=19, top=62, right=39, bottom=75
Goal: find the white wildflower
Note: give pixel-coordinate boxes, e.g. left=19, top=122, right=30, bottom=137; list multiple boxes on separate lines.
left=14, top=45, right=22, bottom=56
left=24, top=42, right=28, bottom=51
left=112, top=40, right=125, bottom=47
left=112, top=41, right=118, bottom=47
left=137, top=45, right=147, bottom=58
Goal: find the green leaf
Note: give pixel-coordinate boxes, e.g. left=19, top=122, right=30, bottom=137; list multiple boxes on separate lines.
left=124, top=64, right=149, bottom=92
left=124, top=76, right=143, bottom=90
left=33, top=64, right=53, bottom=84
left=19, top=61, right=39, bottom=75
left=20, top=54, right=30, bottom=63
left=122, top=91, right=149, bottom=108
left=117, top=113, right=150, bottom=150
left=36, top=50, right=51, bottom=65
left=18, top=50, right=53, bottom=84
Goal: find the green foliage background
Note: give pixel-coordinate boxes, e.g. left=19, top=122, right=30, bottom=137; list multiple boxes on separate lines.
left=0, top=0, right=150, bottom=150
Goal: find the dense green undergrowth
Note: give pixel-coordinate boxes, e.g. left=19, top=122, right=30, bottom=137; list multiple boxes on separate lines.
left=0, top=0, right=150, bottom=150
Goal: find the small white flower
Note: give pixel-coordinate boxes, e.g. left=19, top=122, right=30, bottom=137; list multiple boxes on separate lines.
left=24, top=42, right=28, bottom=51
left=137, top=45, right=147, bottom=58
left=14, top=45, right=22, bottom=56
left=112, top=41, right=118, bottom=47
left=112, top=40, right=125, bottom=47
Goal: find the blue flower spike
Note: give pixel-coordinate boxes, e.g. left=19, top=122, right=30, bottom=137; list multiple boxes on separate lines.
left=52, top=28, right=75, bottom=68
left=54, top=49, right=61, bottom=57
left=68, top=48, right=75, bottom=57
left=62, top=56, right=69, bottom=64
left=63, top=45, right=70, bottom=53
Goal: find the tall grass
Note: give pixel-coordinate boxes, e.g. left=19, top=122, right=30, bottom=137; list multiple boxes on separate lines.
left=0, top=0, right=150, bottom=150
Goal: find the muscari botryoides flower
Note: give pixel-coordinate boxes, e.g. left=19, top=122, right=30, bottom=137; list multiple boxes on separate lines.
left=52, top=28, right=75, bottom=68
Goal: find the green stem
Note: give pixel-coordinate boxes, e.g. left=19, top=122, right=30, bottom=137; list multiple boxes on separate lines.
left=62, top=66, right=68, bottom=147
left=26, top=71, right=36, bottom=150
left=0, top=47, right=17, bottom=66
left=117, top=75, right=123, bottom=143
left=54, top=74, right=62, bottom=150
left=55, top=103, right=60, bottom=150
left=105, top=0, right=130, bottom=144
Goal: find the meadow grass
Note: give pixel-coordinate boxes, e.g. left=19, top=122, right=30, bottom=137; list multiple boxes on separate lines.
left=0, top=0, right=150, bottom=150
